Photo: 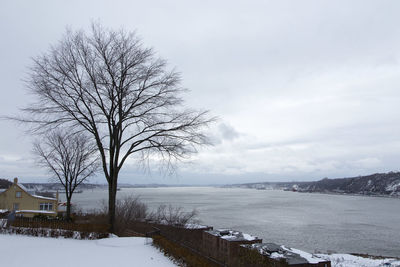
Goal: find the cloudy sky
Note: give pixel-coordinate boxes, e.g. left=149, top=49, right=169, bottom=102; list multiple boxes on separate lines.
left=1, top=0, right=400, bottom=185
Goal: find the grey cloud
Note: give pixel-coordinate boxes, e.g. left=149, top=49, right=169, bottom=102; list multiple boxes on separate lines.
left=207, top=122, right=241, bottom=145
left=218, top=123, right=240, bottom=141
left=1, top=1, right=400, bottom=184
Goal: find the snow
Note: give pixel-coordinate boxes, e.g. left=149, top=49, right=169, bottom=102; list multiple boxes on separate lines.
left=316, top=253, right=400, bottom=267
left=16, top=210, right=56, bottom=214
left=17, top=182, right=33, bottom=193
left=31, top=194, right=57, bottom=200
left=270, top=252, right=285, bottom=259
left=386, top=181, right=400, bottom=192
left=280, top=246, right=400, bottom=266
left=12, top=182, right=56, bottom=200
left=0, top=209, right=8, bottom=213
left=0, top=234, right=177, bottom=267
left=0, top=219, right=7, bottom=227
left=184, top=223, right=209, bottom=229
left=282, top=245, right=323, bottom=264
left=242, top=233, right=257, bottom=241
left=209, top=229, right=259, bottom=241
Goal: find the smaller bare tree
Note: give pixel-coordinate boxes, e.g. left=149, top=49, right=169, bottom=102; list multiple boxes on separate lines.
left=34, top=131, right=99, bottom=220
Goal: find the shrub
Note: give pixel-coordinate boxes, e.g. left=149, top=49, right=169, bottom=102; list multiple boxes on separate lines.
left=0, top=226, right=109, bottom=240
left=148, top=204, right=199, bottom=227
left=85, top=194, right=200, bottom=235
left=114, top=195, right=148, bottom=233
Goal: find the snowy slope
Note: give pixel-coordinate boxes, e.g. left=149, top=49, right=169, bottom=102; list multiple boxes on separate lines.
left=0, top=234, right=176, bottom=267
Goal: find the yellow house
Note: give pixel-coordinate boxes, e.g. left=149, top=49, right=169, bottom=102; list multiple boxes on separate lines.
left=0, top=178, right=58, bottom=217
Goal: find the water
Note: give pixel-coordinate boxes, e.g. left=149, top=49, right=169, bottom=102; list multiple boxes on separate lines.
left=64, top=187, right=400, bottom=257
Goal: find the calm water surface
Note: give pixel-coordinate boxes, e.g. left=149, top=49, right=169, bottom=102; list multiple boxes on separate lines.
left=65, top=187, right=400, bottom=257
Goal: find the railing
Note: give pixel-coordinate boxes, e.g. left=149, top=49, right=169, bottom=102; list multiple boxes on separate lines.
left=123, top=221, right=302, bottom=267
left=125, top=221, right=225, bottom=266
left=145, top=226, right=161, bottom=237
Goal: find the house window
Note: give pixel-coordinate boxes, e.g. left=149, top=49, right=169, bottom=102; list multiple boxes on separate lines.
left=39, top=203, right=53, bottom=211
left=13, top=203, right=19, bottom=210
left=16, top=191, right=22, bottom=198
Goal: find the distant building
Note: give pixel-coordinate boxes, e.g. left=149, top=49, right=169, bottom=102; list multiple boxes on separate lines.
left=0, top=178, right=58, bottom=217
left=240, top=242, right=331, bottom=267
left=203, top=229, right=262, bottom=266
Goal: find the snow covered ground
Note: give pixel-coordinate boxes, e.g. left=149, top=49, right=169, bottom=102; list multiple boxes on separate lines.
left=284, top=244, right=400, bottom=267
left=1, top=233, right=399, bottom=267
left=0, top=234, right=177, bottom=267
left=270, top=244, right=400, bottom=267
left=317, top=253, right=400, bottom=267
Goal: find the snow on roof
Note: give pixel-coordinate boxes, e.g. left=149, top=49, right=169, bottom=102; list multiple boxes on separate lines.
left=0, top=209, right=8, bottom=213
left=242, top=243, right=327, bottom=265
left=16, top=210, right=56, bottom=215
left=242, top=233, right=256, bottom=241
left=270, top=252, right=286, bottom=259
left=184, top=223, right=210, bottom=230
left=206, top=229, right=259, bottom=242
left=16, top=183, right=31, bottom=193
left=281, top=246, right=326, bottom=264
left=13, top=182, right=56, bottom=200
left=31, top=195, right=57, bottom=201
left=244, top=243, right=282, bottom=254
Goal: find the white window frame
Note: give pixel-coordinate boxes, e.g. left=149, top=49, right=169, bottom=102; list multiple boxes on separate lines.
left=39, top=203, right=53, bottom=211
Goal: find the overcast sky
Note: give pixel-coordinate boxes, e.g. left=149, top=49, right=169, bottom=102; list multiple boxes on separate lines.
left=1, top=0, right=400, bottom=185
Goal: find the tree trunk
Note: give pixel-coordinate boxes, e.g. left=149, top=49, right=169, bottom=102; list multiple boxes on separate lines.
left=108, top=177, right=118, bottom=233
left=66, top=196, right=71, bottom=221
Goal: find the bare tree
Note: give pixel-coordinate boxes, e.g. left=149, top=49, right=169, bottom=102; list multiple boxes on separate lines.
left=21, top=23, right=213, bottom=231
left=34, top=131, right=99, bottom=220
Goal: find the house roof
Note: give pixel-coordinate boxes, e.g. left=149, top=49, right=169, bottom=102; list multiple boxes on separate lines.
left=205, top=229, right=260, bottom=242
left=242, top=243, right=328, bottom=265
left=16, top=183, right=57, bottom=200
left=1, top=178, right=57, bottom=201
left=16, top=182, right=31, bottom=193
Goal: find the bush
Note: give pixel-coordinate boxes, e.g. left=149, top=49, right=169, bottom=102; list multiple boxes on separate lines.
left=0, top=226, right=109, bottom=239
left=86, top=195, right=200, bottom=236
left=10, top=217, right=109, bottom=235
left=33, top=214, right=51, bottom=220
left=115, top=196, right=148, bottom=230
left=91, top=196, right=149, bottom=235
left=148, top=204, right=199, bottom=227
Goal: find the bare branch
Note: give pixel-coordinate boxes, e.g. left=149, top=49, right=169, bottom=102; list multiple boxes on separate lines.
left=33, top=130, right=100, bottom=220
left=16, top=23, right=215, bottom=230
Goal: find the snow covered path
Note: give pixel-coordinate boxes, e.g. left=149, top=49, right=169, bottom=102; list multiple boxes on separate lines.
left=0, top=234, right=177, bottom=267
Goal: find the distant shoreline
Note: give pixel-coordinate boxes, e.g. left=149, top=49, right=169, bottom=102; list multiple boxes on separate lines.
left=295, top=190, right=400, bottom=199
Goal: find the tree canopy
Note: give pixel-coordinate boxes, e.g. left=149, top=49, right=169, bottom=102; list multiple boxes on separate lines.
left=22, top=24, right=213, bottom=230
